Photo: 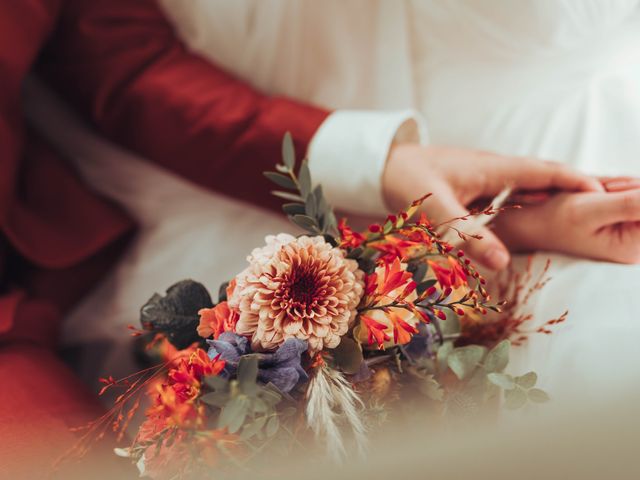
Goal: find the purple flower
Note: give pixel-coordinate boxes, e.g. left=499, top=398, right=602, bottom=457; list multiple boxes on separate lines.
left=207, top=333, right=308, bottom=393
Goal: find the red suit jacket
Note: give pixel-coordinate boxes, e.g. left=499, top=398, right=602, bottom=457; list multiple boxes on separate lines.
left=0, top=0, right=328, bottom=476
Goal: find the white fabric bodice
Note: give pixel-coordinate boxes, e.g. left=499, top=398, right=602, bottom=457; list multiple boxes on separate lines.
left=161, top=0, right=640, bottom=176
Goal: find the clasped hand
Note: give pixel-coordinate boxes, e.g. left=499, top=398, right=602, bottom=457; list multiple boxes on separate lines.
left=383, top=144, right=640, bottom=270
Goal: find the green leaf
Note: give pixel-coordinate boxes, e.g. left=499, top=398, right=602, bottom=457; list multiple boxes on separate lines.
left=504, top=388, right=527, bottom=410
left=252, top=396, right=269, bottom=414
left=240, top=416, right=267, bottom=440
left=265, top=415, right=280, bottom=437
left=272, top=190, right=304, bottom=202
left=416, top=279, right=437, bottom=296
left=483, top=340, right=510, bottom=373
left=282, top=203, right=306, bottom=216
left=528, top=388, right=550, bottom=403
left=437, top=341, right=454, bottom=373
left=447, top=345, right=487, bottom=380
left=200, top=391, right=230, bottom=408
left=237, top=356, right=259, bottom=395
left=323, top=209, right=338, bottom=234
left=218, top=396, right=250, bottom=433
left=264, top=171, right=296, bottom=190
left=329, top=337, right=364, bottom=374
left=204, top=375, right=229, bottom=393
left=418, top=374, right=444, bottom=401
left=259, top=384, right=283, bottom=407
left=298, top=160, right=312, bottom=199
left=515, top=371, right=538, bottom=389
left=439, top=310, right=461, bottom=337
left=410, top=262, right=428, bottom=283
left=282, top=132, right=295, bottom=170
left=291, top=214, right=320, bottom=233
left=487, top=372, right=516, bottom=390
left=346, top=247, right=364, bottom=259
left=305, top=192, right=318, bottom=219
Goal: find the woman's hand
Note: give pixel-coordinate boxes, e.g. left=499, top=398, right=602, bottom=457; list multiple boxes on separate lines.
left=382, top=144, right=603, bottom=270
left=493, top=181, right=640, bottom=264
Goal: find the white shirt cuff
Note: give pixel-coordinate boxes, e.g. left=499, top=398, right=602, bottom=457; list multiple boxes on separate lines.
left=307, top=109, right=428, bottom=216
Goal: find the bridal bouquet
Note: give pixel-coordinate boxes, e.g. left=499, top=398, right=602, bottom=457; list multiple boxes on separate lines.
left=72, top=134, right=561, bottom=479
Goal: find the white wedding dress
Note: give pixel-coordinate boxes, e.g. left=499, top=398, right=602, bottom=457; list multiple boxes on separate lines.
left=26, top=0, right=640, bottom=407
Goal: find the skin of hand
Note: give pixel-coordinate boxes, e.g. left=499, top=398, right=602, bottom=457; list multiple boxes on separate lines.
left=382, top=144, right=604, bottom=270
left=493, top=178, right=640, bottom=264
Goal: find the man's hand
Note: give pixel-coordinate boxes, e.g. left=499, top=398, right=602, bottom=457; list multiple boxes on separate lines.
left=382, top=144, right=603, bottom=270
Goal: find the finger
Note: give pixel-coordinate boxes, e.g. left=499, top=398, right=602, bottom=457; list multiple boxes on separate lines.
left=578, top=190, right=640, bottom=226
left=600, top=177, right=640, bottom=192
left=426, top=190, right=511, bottom=271
left=478, top=153, right=604, bottom=194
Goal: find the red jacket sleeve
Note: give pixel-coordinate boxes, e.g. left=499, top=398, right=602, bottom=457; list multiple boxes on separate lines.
left=39, top=0, right=330, bottom=211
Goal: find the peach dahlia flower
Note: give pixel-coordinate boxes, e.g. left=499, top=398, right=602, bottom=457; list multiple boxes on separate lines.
left=228, top=234, right=364, bottom=352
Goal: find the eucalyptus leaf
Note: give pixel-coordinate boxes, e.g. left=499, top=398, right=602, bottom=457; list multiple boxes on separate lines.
left=272, top=190, right=305, bottom=202
left=504, top=388, right=527, bottom=410
left=219, top=396, right=250, bottom=433
left=418, top=375, right=445, bottom=401
left=329, top=337, right=364, bottom=374
left=416, top=279, right=437, bottom=296
left=487, top=372, right=516, bottom=390
left=240, top=416, right=267, bottom=440
left=323, top=209, right=338, bottom=234
left=410, top=262, right=428, bottom=283
left=516, top=371, right=538, bottom=389
left=298, top=160, right=312, bottom=199
left=282, top=203, right=306, bottom=216
left=447, top=345, right=487, bottom=380
left=346, top=247, right=365, bottom=259
left=200, top=391, right=230, bottom=408
left=291, top=214, right=320, bottom=233
left=282, top=132, right=295, bottom=170
left=439, top=311, right=461, bottom=337
left=528, top=388, right=550, bottom=403
left=483, top=340, right=510, bottom=373
left=437, top=341, right=454, bottom=373
left=265, top=415, right=280, bottom=437
left=305, top=193, right=318, bottom=219
left=252, top=397, right=269, bottom=414
left=204, top=375, right=230, bottom=393
left=260, top=385, right=283, bottom=407
left=237, top=356, right=259, bottom=395
left=264, top=172, right=296, bottom=190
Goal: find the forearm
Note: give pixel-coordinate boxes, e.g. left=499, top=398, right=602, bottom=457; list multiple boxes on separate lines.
left=38, top=0, right=329, bottom=211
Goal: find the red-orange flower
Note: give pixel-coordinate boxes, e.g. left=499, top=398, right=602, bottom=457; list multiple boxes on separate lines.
left=197, top=302, right=239, bottom=339
left=359, top=315, right=390, bottom=348
left=428, top=257, right=468, bottom=289
left=148, top=349, right=225, bottom=428
left=338, top=218, right=365, bottom=248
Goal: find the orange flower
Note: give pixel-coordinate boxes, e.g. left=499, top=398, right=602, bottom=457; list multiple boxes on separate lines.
left=359, top=315, right=390, bottom=348
left=428, top=257, right=468, bottom=289
left=356, top=259, right=422, bottom=349
left=377, top=258, right=415, bottom=297
left=338, top=218, right=365, bottom=248
left=148, top=348, right=225, bottom=430
left=197, top=302, right=239, bottom=339
left=387, top=310, right=419, bottom=345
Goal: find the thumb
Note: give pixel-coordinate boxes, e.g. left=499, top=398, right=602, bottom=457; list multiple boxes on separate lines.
left=428, top=192, right=511, bottom=271
left=425, top=191, right=511, bottom=270
left=463, top=226, right=511, bottom=271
